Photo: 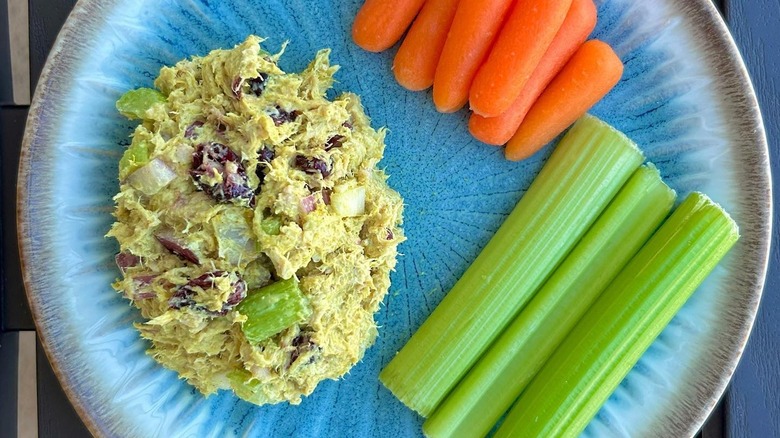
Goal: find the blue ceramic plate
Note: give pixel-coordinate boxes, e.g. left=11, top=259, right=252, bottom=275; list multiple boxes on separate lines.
left=19, top=0, right=771, bottom=436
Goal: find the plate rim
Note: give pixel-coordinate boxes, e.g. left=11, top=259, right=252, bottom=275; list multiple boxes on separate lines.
left=16, top=0, right=772, bottom=436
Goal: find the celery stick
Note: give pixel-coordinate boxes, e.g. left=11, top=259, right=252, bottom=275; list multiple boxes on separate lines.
left=495, top=192, right=739, bottom=438
left=237, top=278, right=311, bottom=344
left=380, top=115, right=644, bottom=417
left=424, top=165, right=676, bottom=438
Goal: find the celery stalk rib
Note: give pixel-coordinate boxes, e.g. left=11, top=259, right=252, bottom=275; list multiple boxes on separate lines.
left=495, top=192, right=739, bottom=438
left=423, top=165, right=676, bottom=438
left=380, top=115, right=644, bottom=417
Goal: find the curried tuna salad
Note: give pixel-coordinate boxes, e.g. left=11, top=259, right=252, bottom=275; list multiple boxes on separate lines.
left=107, top=36, right=404, bottom=405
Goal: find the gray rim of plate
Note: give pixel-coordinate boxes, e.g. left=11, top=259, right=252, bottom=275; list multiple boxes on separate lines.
left=17, top=0, right=772, bottom=436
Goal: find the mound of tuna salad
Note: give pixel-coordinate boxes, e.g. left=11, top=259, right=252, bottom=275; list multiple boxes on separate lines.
left=108, top=36, right=404, bottom=405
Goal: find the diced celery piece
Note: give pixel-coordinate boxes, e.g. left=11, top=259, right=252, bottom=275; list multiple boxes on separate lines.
left=495, top=192, right=739, bottom=438
left=116, top=87, right=166, bottom=119
left=261, top=217, right=282, bottom=235
left=423, top=165, right=676, bottom=438
left=119, top=140, right=151, bottom=180
left=237, top=278, right=311, bottom=344
left=227, top=369, right=265, bottom=405
left=380, top=115, right=644, bottom=417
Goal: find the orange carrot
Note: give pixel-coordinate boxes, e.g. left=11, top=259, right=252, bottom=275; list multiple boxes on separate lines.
left=470, top=0, right=574, bottom=117
left=393, top=0, right=461, bottom=91
left=505, top=40, right=624, bottom=161
left=469, top=0, right=597, bottom=145
left=432, top=0, right=516, bottom=113
left=352, top=0, right=427, bottom=53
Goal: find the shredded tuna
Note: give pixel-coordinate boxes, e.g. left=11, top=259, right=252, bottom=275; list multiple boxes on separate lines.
left=185, top=121, right=204, bottom=139
left=169, top=271, right=247, bottom=315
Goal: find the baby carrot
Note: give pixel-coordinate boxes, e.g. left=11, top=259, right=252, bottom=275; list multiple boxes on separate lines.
left=470, top=0, right=573, bottom=118
left=469, top=0, right=597, bottom=145
left=505, top=40, right=624, bottom=161
left=352, top=0, right=427, bottom=52
left=432, top=0, right=516, bottom=113
left=393, top=0, right=461, bottom=91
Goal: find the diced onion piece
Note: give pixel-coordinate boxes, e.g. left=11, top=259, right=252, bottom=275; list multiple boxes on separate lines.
left=331, top=185, right=366, bottom=217
left=172, top=144, right=194, bottom=164
left=126, top=158, right=177, bottom=195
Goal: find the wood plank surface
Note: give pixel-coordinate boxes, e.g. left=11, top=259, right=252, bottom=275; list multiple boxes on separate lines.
left=724, top=0, right=780, bottom=436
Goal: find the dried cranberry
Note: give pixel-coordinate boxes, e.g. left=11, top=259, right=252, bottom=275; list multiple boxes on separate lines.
left=290, top=333, right=317, bottom=365
left=255, top=147, right=274, bottom=194
left=231, top=77, right=243, bottom=99
left=294, top=155, right=331, bottom=178
left=255, top=167, right=267, bottom=190
left=133, top=274, right=157, bottom=285
left=342, top=121, right=353, bottom=130
left=190, top=142, right=255, bottom=206
left=169, top=271, right=247, bottom=315
left=188, top=270, right=225, bottom=288
left=324, top=135, right=346, bottom=151
left=216, top=121, right=228, bottom=134
left=271, top=106, right=301, bottom=126
left=133, top=291, right=157, bottom=300
left=258, top=146, right=275, bottom=163
left=321, top=188, right=332, bottom=205
left=292, top=334, right=310, bottom=347
left=168, top=287, right=197, bottom=309
left=225, top=280, right=247, bottom=307
left=115, top=252, right=140, bottom=273
left=184, top=121, right=204, bottom=139
left=248, top=73, right=269, bottom=96
left=386, top=229, right=394, bottom=240
left=155, top=233, right=200, bottom=265
left=127, top=275, right=157, bottom=300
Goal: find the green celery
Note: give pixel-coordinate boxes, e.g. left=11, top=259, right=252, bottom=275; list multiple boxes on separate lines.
left=495, top=192, right=739, bottom=438
left=380, top=115, right=644, bottom=417
left=424, top=165, right=676, bottom=438
left=116, top=87, right=166, bottom=119
left=261, top=217, right=282, bottom=235
left=227, top=369, right=266, bottom=405
left=118, top=140, right=151, bottom=180
left=237, top=278, right=311, bottom=344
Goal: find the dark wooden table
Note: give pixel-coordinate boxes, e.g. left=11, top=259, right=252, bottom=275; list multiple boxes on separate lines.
left=0, top=0, right=777, bottom=436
